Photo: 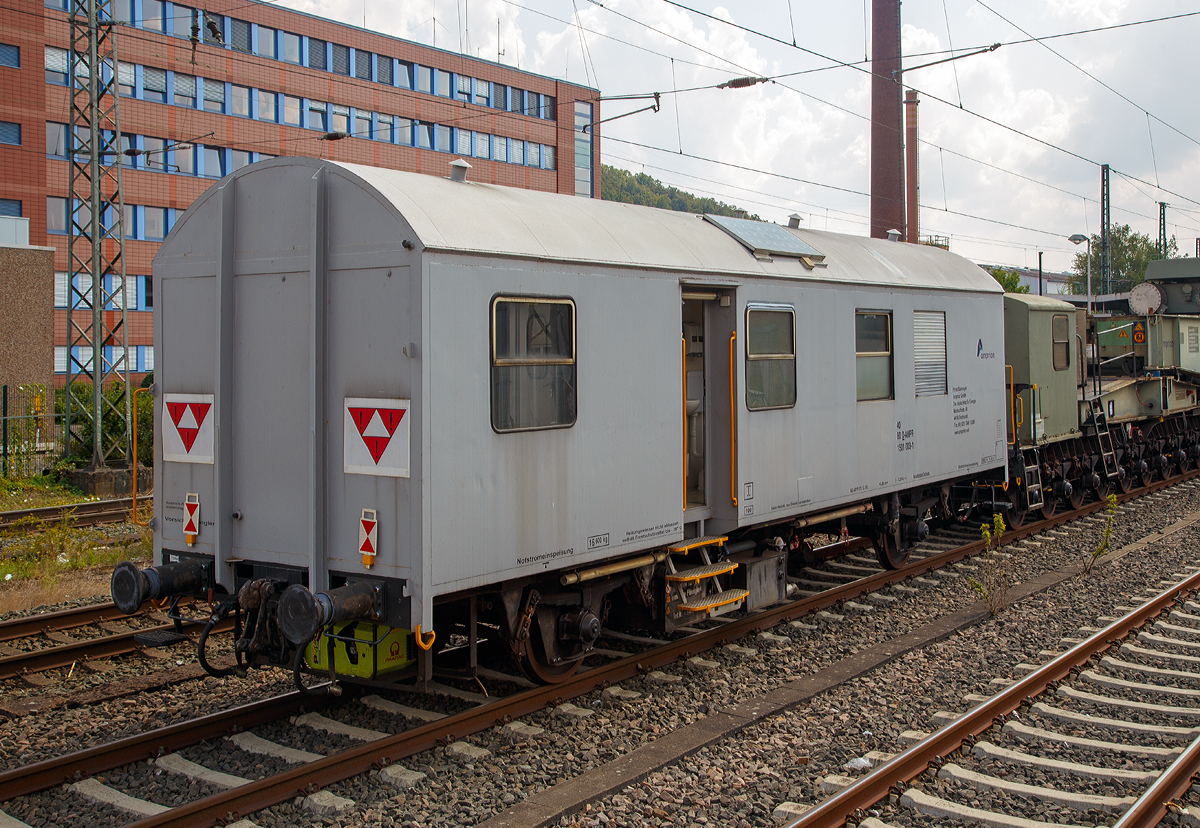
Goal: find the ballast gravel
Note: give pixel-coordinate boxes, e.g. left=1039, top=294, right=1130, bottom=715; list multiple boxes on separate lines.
left=4, top=482, right=1200, bottom=826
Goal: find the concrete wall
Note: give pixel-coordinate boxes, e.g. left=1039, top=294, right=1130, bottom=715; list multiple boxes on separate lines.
left=0, top=244, right=54, bottom=393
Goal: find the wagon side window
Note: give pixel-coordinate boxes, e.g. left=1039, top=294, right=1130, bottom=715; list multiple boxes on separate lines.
left=855, top=310, right=893, bottom=401
left=913, top=310, right=947, bottom=397
left=491, top=297, right=577, bottom=432
left=745, top=306, right=796, bottom=410
left=1052, top=313, right=1070, bottom=371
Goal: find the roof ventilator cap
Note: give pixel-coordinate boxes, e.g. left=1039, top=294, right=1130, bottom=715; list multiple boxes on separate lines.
left=449, top=158, right=472, bottom=182
left=887, top=228, right=901, bottom=242
left=788, top=213, right=803, bottom=229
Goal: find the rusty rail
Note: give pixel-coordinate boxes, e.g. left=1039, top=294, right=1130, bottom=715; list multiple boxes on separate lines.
left=784, top=568, right=1200, bottom=828
left=0, top=497, right=150, bottom=531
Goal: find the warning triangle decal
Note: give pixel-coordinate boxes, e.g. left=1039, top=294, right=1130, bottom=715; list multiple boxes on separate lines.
left=167, top=401, right=213, bottom=453
left=347, top=408, right=407, bottom=464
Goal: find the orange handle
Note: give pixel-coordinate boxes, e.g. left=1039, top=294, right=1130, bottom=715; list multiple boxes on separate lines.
left=415, top=624, right=435, bottom=651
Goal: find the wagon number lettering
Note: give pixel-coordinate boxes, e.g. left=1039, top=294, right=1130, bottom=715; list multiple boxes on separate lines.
left=896, top=422, right=915, bottom=452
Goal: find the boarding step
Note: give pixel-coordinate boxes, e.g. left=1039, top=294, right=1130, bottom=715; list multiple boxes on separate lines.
left=666, top=561, right=738, bottom=582
left=1023, top=459, right=1045, bottom=509
left=679, top=588, right=748, bottom=613
left=667, top=535, right=728, bottom=553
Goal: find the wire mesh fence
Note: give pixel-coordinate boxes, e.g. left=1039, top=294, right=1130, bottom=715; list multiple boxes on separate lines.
left=1, top=384, right=63, bottom=479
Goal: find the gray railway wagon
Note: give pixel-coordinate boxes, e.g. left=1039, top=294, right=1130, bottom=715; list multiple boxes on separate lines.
left=114, top=157, right=1007, bottom=686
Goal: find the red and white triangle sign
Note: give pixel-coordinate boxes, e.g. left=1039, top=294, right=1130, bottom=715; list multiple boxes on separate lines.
left=344, top=397, right=410, bottom=477
left=359, top=509, right=378, bottom=556
left=162, top=394, right=215, bottom=464
left=183, top=495, right=199, bottom=535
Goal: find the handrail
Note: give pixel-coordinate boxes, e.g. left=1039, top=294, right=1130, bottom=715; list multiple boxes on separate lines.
left=1005, top=364, right=1015, bottom=446
left=1017, top=393, right=1025, bottom=429
left=682, top=336, right=688, bottom=511
left=729, top=331, right=737, bottom=508
left=131, top=387, right=152, bottom=527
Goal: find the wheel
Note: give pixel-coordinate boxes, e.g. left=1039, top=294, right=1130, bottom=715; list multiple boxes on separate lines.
left=1006, top=487, right=1027, bottom=529
left=1118, top=468, right=1135, bottom=493
left=874, top=529, right=909, bottom=570
left=1140, top=465, right=1157, bottom=488
left=1040, top=496, right=1057, bottom=520
left=516, top=604, right=592, bottom=684
left=1068, top=482, right=1086, bottom=510
left=1093, top=475, right=1111, bottom=502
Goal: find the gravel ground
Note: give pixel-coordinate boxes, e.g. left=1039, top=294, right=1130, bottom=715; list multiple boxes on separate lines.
left=4, top=482, right=1200, bottom=827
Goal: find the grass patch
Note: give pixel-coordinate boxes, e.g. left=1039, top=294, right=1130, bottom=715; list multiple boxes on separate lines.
left=0, top=475, right=94, bottom=512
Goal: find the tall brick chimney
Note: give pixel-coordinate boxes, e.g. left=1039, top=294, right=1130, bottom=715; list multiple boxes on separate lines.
left=905, top=90, right=919, bottom=244
left=870, top=0, right=905, bottom=240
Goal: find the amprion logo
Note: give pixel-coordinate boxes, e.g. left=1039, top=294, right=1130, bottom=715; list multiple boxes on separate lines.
left=977, top=338, right=996, bottom=360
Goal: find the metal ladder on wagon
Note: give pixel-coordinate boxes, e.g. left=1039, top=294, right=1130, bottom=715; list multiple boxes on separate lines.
left=664, top=536, right=748, bottom=616
left=1085, top=397, right=1120, bottom=479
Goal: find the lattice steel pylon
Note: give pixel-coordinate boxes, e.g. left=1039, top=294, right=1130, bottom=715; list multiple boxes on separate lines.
left=64, top=0, right=131, bottom=466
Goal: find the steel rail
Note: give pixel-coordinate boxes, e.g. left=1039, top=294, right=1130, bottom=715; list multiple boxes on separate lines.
left=0, top=615, right=235, bottom=680
left=0, top=601, right=131, bottom=642
left=783, top=569, right=1200, bottom=828
left=1113, top=730, right=1200, bottom=828
left=0, top=496, right=149, bottom=530
left=0, top=689, right=337, bottom=801
left=122, top=471, right=1200, bottom=828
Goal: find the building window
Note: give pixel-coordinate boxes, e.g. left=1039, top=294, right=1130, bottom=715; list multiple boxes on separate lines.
left=544, top=145, right=555, bottom=170
left=855, top=311, right=893, bottom=401
left=258, top=90, right=277, bottom=122
left=331, top=43, right=350, bottom=75
left=435, top=124, right=450, bottom=152
left=745, top=306, right=796, bottom=410
left=0, top=43, right=18, bottom=68
left=456, top=73, right=470, bottom=99
left=574, top=101, right=593, bottom=197
left=416, top=65, right=432, bottom=94
left=229, top=149, right=250, bottom=172
left=354, top=110, right=370, bottom=139
left=54, top=272, right=68, bottom=307
left=435, top=69, right=451, bottom=97
left=330, top=105, right=349, bottom=133
left=913, top=311, right=947, bottom=396
left=527, top=143, right=540, bottom=168
left=282, top=95, right=301, bottom=126
left=143, top=136, right=166, bottom=170
left=0, top=120, right=20, bottom=146
left=455, top=128, right=470, bottom=155
left=142, top=0, right=165, bottom=31
left=257, top=26, right=276, bottom=59
left=395, top=117, right=412, bottom=145
left=47, top=196, right=68, bottom=233
left=377, top=57, right=392, bottom=85
left=475, top=79, right=490, bottom=106
left=231, top=84, right=250, bottom=117
left=45, top=47, right=68, bottom=85
left=203, top=78, right=225, bottom=112
left=171, top=5, right=193, bottom=40
left=494, top=136, right=507, bottom=163
left=491, top=297, right=577, bottom=432
left=122, top=203, right=137, bottom=237
left=174, top=72, right=196, bottom=106
left=230, top=19, right=251, bottom=52
left=493, top=83, right=508, bottom=110
left=46, top=121, right=67, bottom=156
left=203, top=145, right=225, bottom=177
left=1052, top=313, right=1070, bottom=371
left=416, top=121, right=432, bottom=149
left=308, top=39, right=327, bottom=70
left=55, top=346, right=68, bottom=374
left=0, top=198, right=20, bottom=217
left=473, top=132, right=490, bottom=159
left=396, top=61, right=412, bottom=89
left=143, top=346, right=154, bottom=371
left=308, top=100, right=327, bottom=131
left=375, top=114, right=392, bottom=142
left=542, top=95, right=556, bottom=120
left=143, top=66, right=167, bottom=102
left=117, top=61, right=134, bottom=96
left=282, top=32, right=301, bottom=64
left=142, top=275, right=153, bottom=310
left=143, top=206, right=166, bottom=239
left=512, top=140, right=525, bottom=165
left=173, top=142, right=194, bottom=174
left=112, top=0, right=133, bottom=21
left=354, top=49, right=370, bottom=79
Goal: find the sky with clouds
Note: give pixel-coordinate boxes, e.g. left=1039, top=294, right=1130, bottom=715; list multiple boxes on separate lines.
left=276, top=0, right=1200, bottom=273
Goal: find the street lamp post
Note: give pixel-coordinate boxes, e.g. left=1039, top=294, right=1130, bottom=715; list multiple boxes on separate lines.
left=1069, top=234, right=1091, bottom=315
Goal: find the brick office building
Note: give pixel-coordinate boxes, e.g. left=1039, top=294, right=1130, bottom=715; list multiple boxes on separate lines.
left=0, top=0, right=600, bottom=383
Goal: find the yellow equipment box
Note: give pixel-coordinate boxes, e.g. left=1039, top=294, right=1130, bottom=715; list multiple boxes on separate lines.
left=305, top=621, right=415, bottom=679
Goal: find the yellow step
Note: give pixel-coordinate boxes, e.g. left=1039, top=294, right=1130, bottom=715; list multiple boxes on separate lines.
left=667, top=534, right=728, bottom=554
left=666, top=561, right=738, bottom=583
left=679, top=588, right=748, bottom=613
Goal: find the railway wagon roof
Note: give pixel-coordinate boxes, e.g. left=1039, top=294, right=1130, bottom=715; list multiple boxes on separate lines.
left=164, top=158, right=1001, bottom=294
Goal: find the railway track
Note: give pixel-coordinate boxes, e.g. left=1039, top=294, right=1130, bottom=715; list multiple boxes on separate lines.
left=785, top=568, right=1200, bottom=828
left=0, top=472, right=1195, bottom=827
left=0, top=496, right=149, bottom=532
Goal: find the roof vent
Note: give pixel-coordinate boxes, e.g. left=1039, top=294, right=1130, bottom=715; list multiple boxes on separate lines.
left=449, top=158, right=472, bottom=182
left=886, top=228, right=901, bottom=242
left=734, top=209, right=748, bottom=219
left=788, top=213, right=803, bottom=229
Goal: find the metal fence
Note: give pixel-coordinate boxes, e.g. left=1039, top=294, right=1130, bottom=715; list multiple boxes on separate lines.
left=1, top=384, right=63, bottom=479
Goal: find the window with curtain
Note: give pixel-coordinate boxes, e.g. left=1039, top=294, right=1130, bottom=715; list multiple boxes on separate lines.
left=856, top=311, right=893, bottom=401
